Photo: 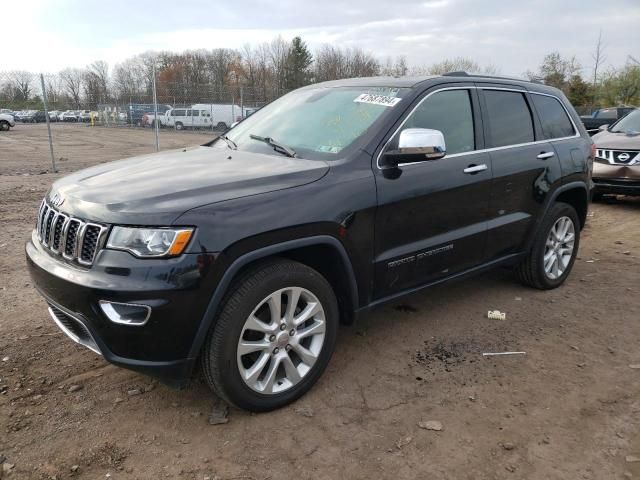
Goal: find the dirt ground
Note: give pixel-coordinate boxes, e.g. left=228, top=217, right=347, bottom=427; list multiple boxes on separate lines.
left=1, top=123, right=639, bottom=480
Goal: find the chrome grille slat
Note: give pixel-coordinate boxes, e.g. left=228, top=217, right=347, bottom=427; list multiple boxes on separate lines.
left=36, top=199, right=107, bottom=267
left=43, top=210, right=55, bottom=246
left=596, top=149, right=639, bottom=166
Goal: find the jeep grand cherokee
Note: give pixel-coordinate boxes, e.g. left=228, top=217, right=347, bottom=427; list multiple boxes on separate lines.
left=26, top=74, right=593, bottom=411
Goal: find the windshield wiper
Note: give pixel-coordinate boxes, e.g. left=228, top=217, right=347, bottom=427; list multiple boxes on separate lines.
left=249, top=134, right=296, bottom=158
left=219, top=134, right=237, bottom=150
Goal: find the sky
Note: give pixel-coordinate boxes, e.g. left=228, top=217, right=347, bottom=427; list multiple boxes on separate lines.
left=4, top=0, right=640, bottom=77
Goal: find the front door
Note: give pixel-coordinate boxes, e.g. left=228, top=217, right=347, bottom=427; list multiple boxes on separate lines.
left=373, top=86, right=492, bottom=299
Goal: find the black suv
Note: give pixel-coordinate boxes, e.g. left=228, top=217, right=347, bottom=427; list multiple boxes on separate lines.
left=26, top=74, right=593, bottom=411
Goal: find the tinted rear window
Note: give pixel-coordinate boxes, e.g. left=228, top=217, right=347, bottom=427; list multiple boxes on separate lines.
left=597, top=108, right=617, bottom=119
left=532, top=94, right=575, bottom=139
left=483, top=90, right=534, bottom=147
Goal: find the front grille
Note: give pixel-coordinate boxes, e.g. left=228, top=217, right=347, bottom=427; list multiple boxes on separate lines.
left=48, top=303, right=100, bottom=354
left=81, top=225, right=102, bottom=262
left=64, top=220, right=80, bottom=257
left=596, top=149, right=639, bottom=166
left=36, top=199, right=108, bottom=267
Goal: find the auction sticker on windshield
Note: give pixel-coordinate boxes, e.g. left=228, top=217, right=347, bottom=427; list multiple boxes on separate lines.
left=353, top=93, right=402, bottom=107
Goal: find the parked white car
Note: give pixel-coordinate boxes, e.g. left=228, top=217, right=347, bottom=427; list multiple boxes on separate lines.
left=0, top=112, right=16, bottom=131
left=61, top=111, right=78, bottom=122
left=78, top=110, right=91, bottom=122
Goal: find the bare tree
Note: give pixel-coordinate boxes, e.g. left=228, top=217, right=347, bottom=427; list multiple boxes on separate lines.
left=8, top=71, right=34, bottom=101
left=88, top=61, right=110, bottom=100
left=591, top=30, right=607, bottom=106
left=44, top=74, right=64, bottom=108
left=314, top=45, right=378, bottom=82
left=59, top=68, right=85, bottom=108
left=416, top=57, right=498, bottom=76
left=381, top=56, right=408, bottom=77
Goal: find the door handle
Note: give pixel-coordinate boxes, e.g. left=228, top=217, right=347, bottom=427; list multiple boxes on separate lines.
left=537, top=151, right=555, bottom=160
left=463, top=164, right=488, bottom=174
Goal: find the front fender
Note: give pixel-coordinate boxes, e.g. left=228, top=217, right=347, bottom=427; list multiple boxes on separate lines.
left=186, top=235, right=359, bottom=360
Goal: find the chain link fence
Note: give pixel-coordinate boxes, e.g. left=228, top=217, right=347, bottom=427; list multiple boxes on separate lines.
left=0, top=70, right=288, bottom=173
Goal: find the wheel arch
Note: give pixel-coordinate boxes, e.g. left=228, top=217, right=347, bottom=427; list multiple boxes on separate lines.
left=187, top=235, right=359, bottom=361
left=554, top=184, right=589, bottom=229
left=525, top=181, right=589, bottom=252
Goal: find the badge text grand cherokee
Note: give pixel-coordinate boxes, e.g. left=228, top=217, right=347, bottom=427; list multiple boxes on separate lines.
left=26, top=74, right=594, bottom=411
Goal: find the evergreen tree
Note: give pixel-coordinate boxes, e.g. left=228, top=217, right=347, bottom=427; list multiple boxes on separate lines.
left=284, top=37, right=313, bottom=90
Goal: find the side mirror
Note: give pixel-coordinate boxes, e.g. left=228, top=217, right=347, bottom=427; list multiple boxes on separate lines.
left=381, top=128, right=446, bottom=168
left=598, top=124, right=609, bottom=132
left=230, top=121, right=239, bottom=129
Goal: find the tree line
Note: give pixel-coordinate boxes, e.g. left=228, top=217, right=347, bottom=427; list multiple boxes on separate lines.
left=1, top=34, right=638, bottom=112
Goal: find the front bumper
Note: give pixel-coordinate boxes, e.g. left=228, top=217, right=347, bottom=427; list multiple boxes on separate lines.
left=26, top=231, right=218, bottom=387
left=592, top=162, right=640, bottom=196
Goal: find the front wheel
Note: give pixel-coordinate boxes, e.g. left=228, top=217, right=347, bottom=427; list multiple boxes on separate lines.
left=0, top=121, right=9, bottom=131
left=517, top=202, right=580, bottom=290
left=201, top=259, right=338, bottom=412
left=175, top=122, right=183, bottom=131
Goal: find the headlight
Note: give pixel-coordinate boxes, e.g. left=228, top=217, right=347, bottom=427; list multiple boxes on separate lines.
left=106, top=226, right=194, bottom=258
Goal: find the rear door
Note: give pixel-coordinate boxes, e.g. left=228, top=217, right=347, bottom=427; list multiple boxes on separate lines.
left=478, top=86, right=561, bottom=259
left=373, top=85, right=492, bottom=298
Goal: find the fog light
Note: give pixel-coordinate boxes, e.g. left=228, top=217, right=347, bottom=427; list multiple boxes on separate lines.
left=99, top=301, right=151, bottom=326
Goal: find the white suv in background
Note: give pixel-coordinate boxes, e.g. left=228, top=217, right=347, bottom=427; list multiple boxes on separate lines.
left=0, top=112, right=16, bottom=131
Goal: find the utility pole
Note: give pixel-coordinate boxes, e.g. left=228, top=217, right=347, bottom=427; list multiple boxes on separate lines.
left=152, top=64, right=160, bottom=152
left=40, top=74, right=57, bottom=172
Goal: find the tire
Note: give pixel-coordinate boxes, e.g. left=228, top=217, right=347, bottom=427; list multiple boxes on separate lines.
left=0, top=121, right=10, bottom=131
left=592, top=192, right=604, bottom=202
left=216, top=122, right=228, bottom=131
left=516, top=202, right=580, bottom=290
left=175, top=122, right=183, bottom=131
left=201, top=259, right=339, bottom=412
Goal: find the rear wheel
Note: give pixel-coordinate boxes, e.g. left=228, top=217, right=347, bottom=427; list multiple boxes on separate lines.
left=201, top=259, right=338, bottom=412
left=517, top=202, right=580, bottom=290
left=216, top=122, right=228, bottom=130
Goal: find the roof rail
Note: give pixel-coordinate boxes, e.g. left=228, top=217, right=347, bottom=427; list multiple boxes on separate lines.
left=442, top=71, right=542, bottom=84
left=442, top=71, right=469, bottom=76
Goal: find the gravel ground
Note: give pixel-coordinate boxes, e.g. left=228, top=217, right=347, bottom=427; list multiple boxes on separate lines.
left=1, top=124, right=639, bottom=480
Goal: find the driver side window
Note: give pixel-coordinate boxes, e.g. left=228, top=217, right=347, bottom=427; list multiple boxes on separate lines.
left=396, top=89, right=475, bottom=155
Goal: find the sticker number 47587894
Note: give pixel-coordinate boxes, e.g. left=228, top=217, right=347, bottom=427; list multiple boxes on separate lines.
left=353, top=93, right=402, bottom=107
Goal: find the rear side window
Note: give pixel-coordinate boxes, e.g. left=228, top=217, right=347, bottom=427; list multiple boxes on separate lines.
left=531, top=94, right=575, bottom=139
left=483, top=90, right=534, bottom=147
left=192, top=110, right=200, bottom=117
left=400, top=89, right=475, bottom=155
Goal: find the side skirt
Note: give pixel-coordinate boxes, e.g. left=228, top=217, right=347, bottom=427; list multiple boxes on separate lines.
left=355, top=252, right=525, bottom=318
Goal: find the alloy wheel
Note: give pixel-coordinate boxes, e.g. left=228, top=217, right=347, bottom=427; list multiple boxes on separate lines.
left=543, top=216, right=575, bottom=280
left=236, top=287, right=326, bottom=395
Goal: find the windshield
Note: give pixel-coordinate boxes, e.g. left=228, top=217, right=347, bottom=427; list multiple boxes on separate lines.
left=218, top=86, right=410, bottom=160
left=610, top=109, right=640, bottom=133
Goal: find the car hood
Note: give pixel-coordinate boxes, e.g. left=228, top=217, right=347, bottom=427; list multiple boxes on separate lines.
left=592, top=130, right=640, bottom=149
left=49, top=146, right=329, bottom=224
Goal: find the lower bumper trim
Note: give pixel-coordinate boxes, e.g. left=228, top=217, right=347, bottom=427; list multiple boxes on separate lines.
left=48, top=304, right=102, bottom=355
